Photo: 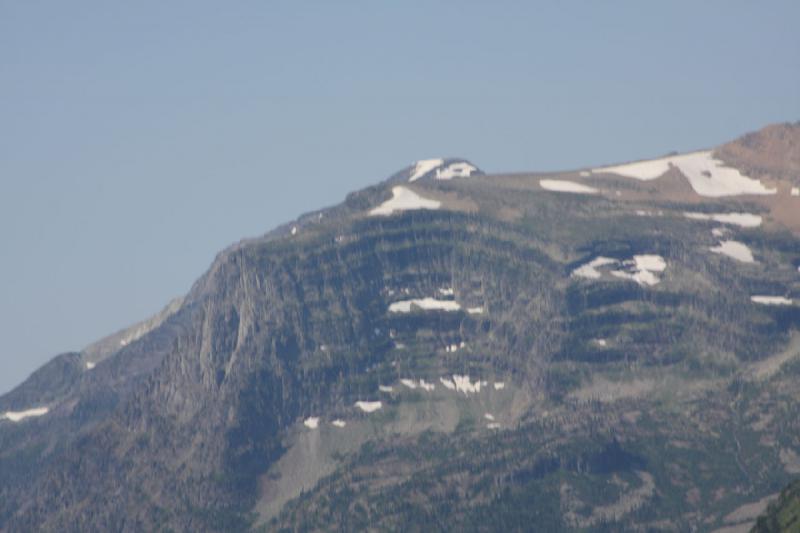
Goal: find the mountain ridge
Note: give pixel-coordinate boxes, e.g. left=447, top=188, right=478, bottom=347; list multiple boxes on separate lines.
left=2, top=121, right=800, bottom=532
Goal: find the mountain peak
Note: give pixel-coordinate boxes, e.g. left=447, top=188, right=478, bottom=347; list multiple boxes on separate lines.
left=404, top=157, right=483, bottom=182
left=3, top=121, right=800, bottom=532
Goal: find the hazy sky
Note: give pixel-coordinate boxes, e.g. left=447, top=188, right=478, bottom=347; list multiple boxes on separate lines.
left=1, top=1, right=799, bottom=394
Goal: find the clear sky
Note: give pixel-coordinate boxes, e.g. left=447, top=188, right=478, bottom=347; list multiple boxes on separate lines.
left=1, top=1, right=798, bottom=394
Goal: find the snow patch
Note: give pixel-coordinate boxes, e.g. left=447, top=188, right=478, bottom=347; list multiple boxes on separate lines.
left=574, top=255, right=665, bottom=286
left=436, top=162, right=477, bottom=180
left=634, top=255, right=667, bottom=272
left=85, top=361, right=96, bottom=370
left=1, top=407, right=49, bottom=423
left=711, top=228, right=727, bottom=237
left=595, top=339, right=608, bottom=347
left=751, top=296, right=793, bottom=306
left=634, top=209, right=664, bottom=217
left=438, top=287, right=454, bottom=296
left=331, top=419, right=346, bottom=428
left=399, top=379, right=435, bottom=391
left=369, top=186, right=441, bottom=216
left=388, top=298, right=461, bottom=313
left=710, top=241, right=755, bottom=263
left=466, top=306, right=484, bottom=315
left=792, top=187, right=800, bottom=197
left=400, top=379, right=417, bottom=389
left=684, top=212, right=762, bottom=228
left=409, top=158, right=444, bottom=182
left=355, top=401, right=382, bottom=413
left=493, top=382, right=505, bottom=390
left=572, top=256, right=618, bottom=280
left=611, top=269, right=660, bottom=287
left=593, top=158, right=672, bottom=180
left=611, top=255, right=666, bottom=287
left=579, top=170, right=591, bottom=177
left=487, top=423, right=501, bottom=430
left=304, top=417, right=320, bottom=429
left=452, top=375, right=483, bottom=395
left=484, top=413, right=495, bottom=421
left=440, top=377, right=456, bottom=390
left=594, top=151, right=776, bottom=197
left=540, top=179, right=598, bottom=194
left=379, top=385, right=394, bottom=393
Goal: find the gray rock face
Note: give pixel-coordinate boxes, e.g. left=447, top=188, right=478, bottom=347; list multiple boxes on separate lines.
left=2, top=124, right=800, bottom=532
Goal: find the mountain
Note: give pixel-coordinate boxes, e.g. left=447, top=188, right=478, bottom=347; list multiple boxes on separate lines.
left=2, top=124, right=800, bottom=532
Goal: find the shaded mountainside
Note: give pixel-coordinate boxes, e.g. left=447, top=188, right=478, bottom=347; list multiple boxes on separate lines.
left=1, top=124, right=800, bottom=532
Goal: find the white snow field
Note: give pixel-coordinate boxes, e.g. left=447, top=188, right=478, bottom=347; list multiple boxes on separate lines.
left=85, top=361, right=96, bottom=370
left=684, top=212, right=762, bottom=228
left=452, top=375, right=484, bottom=395
left=400, top=379, right=417, bottom=389
left=436, top=376, right=504, bottom=393
left=369, top=186, right=441, bottom=216
left=593, top=151, right=776, bottom=197
left=436, top=162, right=477, bottom=180
left=539, top=179, right=598, bottom=194
left=408, top=158, right=444, bottom=181
left=466, top=306, right=484, bottom=314
left=572, top=256, right=618, bottom=280
left=611, top=255, right=667, bottom=287
left=792, top=187, right=800, bottom=197
left=1, top=407, right=49, bottom=422
left=303, top=417, right=320, bottom=429
left=355, top=401, right=382, bottom=413
left=710, top=241, right=755, bottom=263
left=419, top=379, right=435, bottom=392
left=331, top=420, right=347, bottom=428
left=388, top=298, right=462, bottom=313
left=593, top=158, right=672, bottom=180
left=378, top=385, right=394, bottom=393
left=398, top=379, right=435, bottom=391
left=751, top=296, right=794, bottom=306
left=573, top=255, right=666, bottom=286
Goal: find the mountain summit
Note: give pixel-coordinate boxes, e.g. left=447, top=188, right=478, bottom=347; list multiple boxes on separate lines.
left=2, top=123, right=800, bottom=532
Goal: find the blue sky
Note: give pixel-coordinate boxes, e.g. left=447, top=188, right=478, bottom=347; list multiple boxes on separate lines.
left=1, top=1, right=798, bottom=393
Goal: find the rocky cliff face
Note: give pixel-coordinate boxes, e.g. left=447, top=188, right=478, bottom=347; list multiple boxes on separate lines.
left=2, top=124, right=800, bottom=532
